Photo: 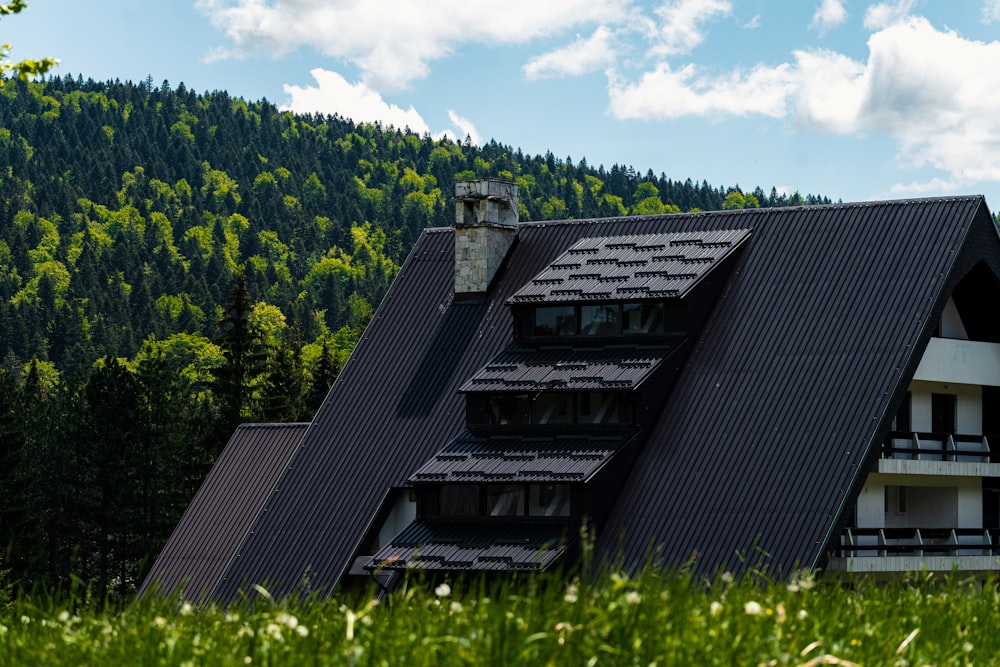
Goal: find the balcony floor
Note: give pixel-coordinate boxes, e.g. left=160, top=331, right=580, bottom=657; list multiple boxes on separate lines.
left=828, top=555, right=1000, bottom=574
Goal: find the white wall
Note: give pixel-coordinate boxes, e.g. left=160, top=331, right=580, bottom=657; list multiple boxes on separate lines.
left=856, top=473, right=982, bottom=529
left=908, top=380, right=981, bottom=435
left=377, top=489, right=417, bottom=549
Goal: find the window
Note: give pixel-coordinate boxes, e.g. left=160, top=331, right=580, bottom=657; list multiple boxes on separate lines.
left=622, top=302, right=664, bottom=333
left=577, top=392, right=622, bottom=424
left=533, top=393, right=575, bottom=424
left=486, top=484, right=525, bottom=516
left=931, top=393, right=956, bottom=435
left=893, top=392, right=912, bottom=432
left=440, top=485, right=480, bottom=516
left=534, top=306, right=576, bottom=336
left=486, top=392, right=628, bottom=426
left=884, top=485, right=907, bottom=514
left=489, top=395, right=530, bottom=425
left=531, top=301, right=670, bottom=337
left=529, top=484, right=570, bottom=516
left=580, top=304, right=620, bottom=335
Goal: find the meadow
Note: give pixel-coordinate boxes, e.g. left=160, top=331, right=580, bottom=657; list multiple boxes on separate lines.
left=0, top=565, right=993, bottom=666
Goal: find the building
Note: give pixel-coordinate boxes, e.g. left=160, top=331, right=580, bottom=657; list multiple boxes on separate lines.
left=142, top=181, right=1000, bottom=601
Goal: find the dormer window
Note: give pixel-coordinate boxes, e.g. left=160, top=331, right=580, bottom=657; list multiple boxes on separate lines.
left=534, top=305, right=576, bottom=336
left=531, top=302, right=667, bottom=338
left=474, top=391, right=629, bottom=426
left=437, top=483, right=572, bottom=518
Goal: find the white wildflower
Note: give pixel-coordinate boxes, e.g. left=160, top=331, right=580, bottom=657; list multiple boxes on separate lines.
left=265, top=623, right=283, bottom=641
left=450, top=601, right=463, bottom=614
left=275, top=612, right=298, bottom=629
left=296, top=625, right=309, bottom=638
left=798, top=609, right=808, bottom=620
left=744, top=601, right=762, bottom=616
left=179, top=602, right=194, bottom=616
left=624, top=591, right=641, bottom=605
left=435, top=582, right=451, bottom=598
left=710, top=601, right=723, bottom=616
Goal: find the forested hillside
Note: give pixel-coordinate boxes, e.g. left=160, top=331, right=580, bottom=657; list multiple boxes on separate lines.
left=0, top=75, right=832, bottom=596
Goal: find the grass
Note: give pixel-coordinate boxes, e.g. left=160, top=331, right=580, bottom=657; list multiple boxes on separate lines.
left=0, top=566, right=994, bottom=666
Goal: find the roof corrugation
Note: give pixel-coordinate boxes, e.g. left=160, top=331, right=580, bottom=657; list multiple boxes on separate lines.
left=367, top=521, right=575, bottom=571
left=600, top=196, right=993, bottom=576
left=509, top=228, right=750, bottom=304
left=208, top=195, right=992, bottom=598
left=409, top=430, right=638, bottom=483
left=458, top=345, right=674, bottom=392
left=138, top=423, right=308, bottom=601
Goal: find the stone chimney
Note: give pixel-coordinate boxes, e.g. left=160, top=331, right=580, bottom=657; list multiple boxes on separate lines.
left=454, top=179, right=519, bottom=295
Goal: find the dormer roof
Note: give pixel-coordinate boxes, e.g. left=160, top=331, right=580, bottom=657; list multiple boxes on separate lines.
left=508, top=228, right=750, bottom=304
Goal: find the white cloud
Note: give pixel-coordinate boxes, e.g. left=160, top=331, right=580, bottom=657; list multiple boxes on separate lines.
left=608, top=61, right=795, bottom=120
left=282, top=69, right=482, bottom=144
left=863, top=0, right=916, bottom=30
left=523, top=26, right=617, bottom=81
left=196, top=0, right=630, bottom=91
left=853, top=17, right=1000, bottom=187
left=609, top=14, right=1000, bottom=193
left=984, top=0, right=1000, bottom=23
left=810, top=0, right=847, bottom=33
left=283, top=69, right=431, bottom=133
left=649, top=0, right=732, bottom=56
left=445, top=110, right=482, bottom=145
left=743, top=15, right=762, bottom=29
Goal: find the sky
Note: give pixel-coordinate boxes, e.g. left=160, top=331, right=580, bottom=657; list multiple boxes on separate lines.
left=11, top=0, right=1000, bottom=209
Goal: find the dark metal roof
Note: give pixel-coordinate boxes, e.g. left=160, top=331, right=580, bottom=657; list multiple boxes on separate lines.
left=138, top=423, right=308, bottom=601
left=366, top=521, right=576, bottom=571
left=600, top=196, right=998, bottom=577
left=200, top=195, right=995, bottom=599
left=458, top=345, right=675, bottom=392
left=509, top=228, right=751, bottom=304
left=409, top=430, right=639, bottom=483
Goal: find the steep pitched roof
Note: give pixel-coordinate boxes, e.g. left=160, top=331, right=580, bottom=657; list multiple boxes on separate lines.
left=189, top=195, right=994, bottom=600
left=139, top=423, right=307, bottom=600
left=600, top=196, right=998, bottom=576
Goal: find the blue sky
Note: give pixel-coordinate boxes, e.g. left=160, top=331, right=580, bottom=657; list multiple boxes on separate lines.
left=11, top=1, right=1000, bottom=208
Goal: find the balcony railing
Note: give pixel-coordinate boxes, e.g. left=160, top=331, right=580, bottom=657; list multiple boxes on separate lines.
left=881, top=431, right=994, bottom=464
left=835, top=527, right=1000, bottom=558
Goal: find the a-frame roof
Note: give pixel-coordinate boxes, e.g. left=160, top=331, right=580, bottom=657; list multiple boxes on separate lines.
left=601, top=196, right=1000, bottom=576
left=182, top=195, right=993, bottom=601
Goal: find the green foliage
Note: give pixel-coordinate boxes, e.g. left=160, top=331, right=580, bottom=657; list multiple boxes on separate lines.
left=0, top=569, right=997, bottom=665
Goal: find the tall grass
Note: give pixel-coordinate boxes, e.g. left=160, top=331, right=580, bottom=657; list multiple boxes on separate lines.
left=0, top=566, right=994, bottom=665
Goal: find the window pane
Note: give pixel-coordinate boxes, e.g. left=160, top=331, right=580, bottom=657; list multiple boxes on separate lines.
left=580, top=304, right=619, bottom=335
left=533, top=393, right=574, bottom=424
left=440, top=485, right=480, bottom=516
left=577, top=392, right=621, bottom=424
left=622, top=302, right=664, bottom=334
left=486, top=484, right=525, bottom=516
left=534, top=306, right=576, bottom=336
left=489, top=395, right=530, bottom=425
left=529, top=484, right=570, bottom=516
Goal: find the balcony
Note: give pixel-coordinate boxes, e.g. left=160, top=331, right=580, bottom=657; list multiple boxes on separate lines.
left=828, top=527, right=1000, bottom=574
left=879, top=431, right=1000, bottom=477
